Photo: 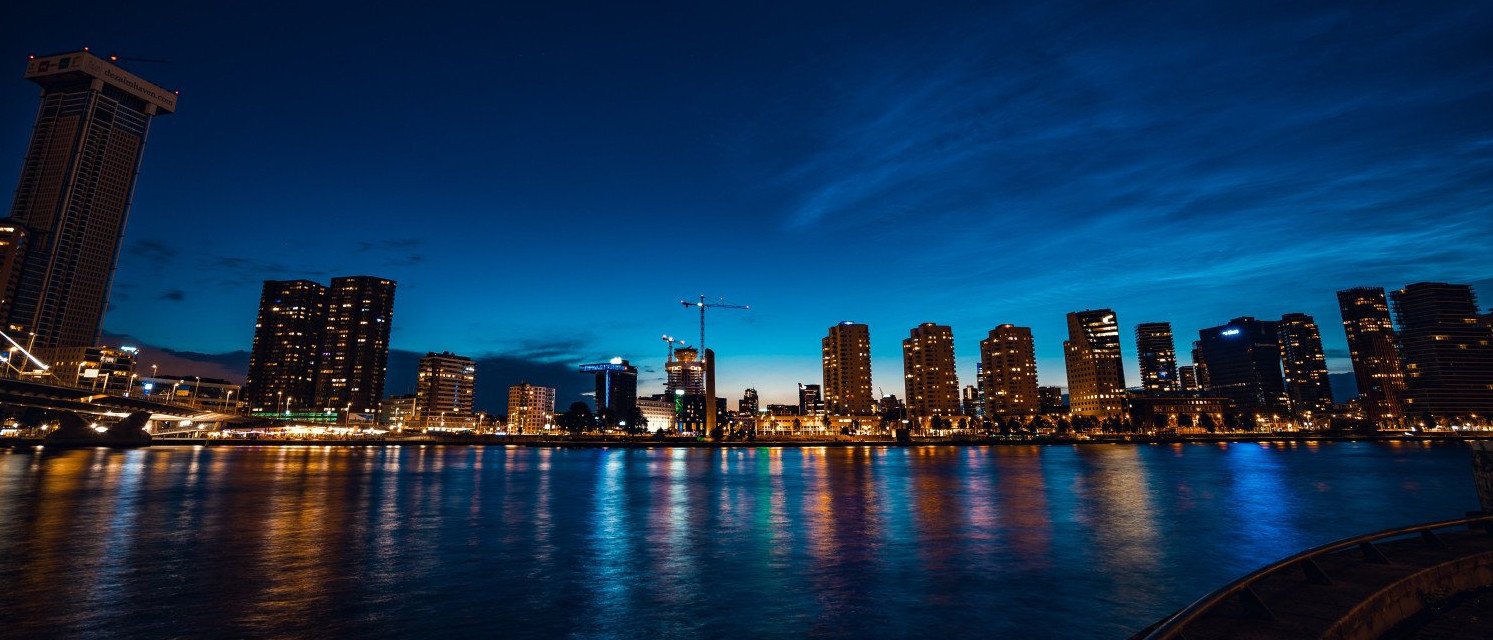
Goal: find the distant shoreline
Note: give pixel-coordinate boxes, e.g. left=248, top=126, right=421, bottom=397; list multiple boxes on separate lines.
left=4, top=431, right=1493, bottom=449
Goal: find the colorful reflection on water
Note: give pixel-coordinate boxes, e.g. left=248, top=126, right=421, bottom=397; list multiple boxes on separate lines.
left=0, top=442, right=1477, bottom=638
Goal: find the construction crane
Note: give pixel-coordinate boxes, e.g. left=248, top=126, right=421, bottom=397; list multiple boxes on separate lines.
left=660, top=334, right=688, bottom=363
left=680, top=295, right=748, bottom=363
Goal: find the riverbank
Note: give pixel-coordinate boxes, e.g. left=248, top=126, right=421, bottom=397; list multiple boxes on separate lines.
left=5, top=431, right=1493, bottom=449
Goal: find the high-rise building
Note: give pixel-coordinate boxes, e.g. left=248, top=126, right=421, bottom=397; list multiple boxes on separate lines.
left=822, top=321, right=874, bottom=415
left=1135, top=322, right=1179, bottom=392
left=1277, top=313, right=1334, bottom=421
left=1195, top=317, right=1288, bottom=417
left=798, top=383, right=824, bottom=416
left=580, top=358, right=638, bottom=418
left=980, top=324, right=1040, bottom=417
left=244, top=280, right=327, bottom=414
left=666, top=347, right=705, bottom=396
left=314, top=276, right=396, bottom=417
left=507, top=382, right=555, bottom=433
left=902, top=323, right=959, bottom=419
left=1390, top=283, right=1493, bottom=420
left=2, top=51, right=176, bottom=350
left=416, top=351, right=476, bottom=428
left=1063, top=310, right=1125, bottom=417
left=1177, top=365, right=1201, bottom=392
left=1337, top=287, right=1407, bottom=425
left=739, top=388, right=759, bottom=415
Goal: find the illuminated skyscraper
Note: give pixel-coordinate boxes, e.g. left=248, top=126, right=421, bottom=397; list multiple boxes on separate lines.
left=1063, top=310, right=1125, bottom=417
left=416, top=351, right=476, bottom=428
left=822, top=321, right=874, bottom=415
left=1337, top=287, right=1406, bottom=425
left=244, top=280, right=327, bottom=414
left=1390, top=283, right=1493, bottom=420
left=2, top=51, right=176, bottom=349
left=580, top=358, right=637, bottom=416
left=1277, top=313, right=1334, bottom=420
left=1135, top=322, right=1179, bottom=392
left=666, top=347, right=705, bottom=395
left=314, top=276, right=396, bottom=417
left=902, top=323, right=959, bottom=419
left=980, top=324, right=1039, bottom=417
left=1195, top=317, right=1288, bottom=417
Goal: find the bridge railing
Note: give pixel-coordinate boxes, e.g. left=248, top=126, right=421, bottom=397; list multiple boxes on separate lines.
left=1139, top=513, right=1493, bottom=639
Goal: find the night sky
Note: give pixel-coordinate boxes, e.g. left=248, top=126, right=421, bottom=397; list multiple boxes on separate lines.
left=2, top=2, right=1490, bottom=412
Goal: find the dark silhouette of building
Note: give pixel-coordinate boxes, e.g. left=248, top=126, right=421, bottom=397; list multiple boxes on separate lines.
left=1191, top=341, right=1210, bottom=390
left=1195, top=317, right=1288, bottom=420
left=1135, top=322, right=1179, bottom=392
left=2, top=51, right=176, bottom=349
left=1390, top=283, right=1493, bottom=421
left=798, top=383, right=824, bottom=415
left=903, top=322, right=960, bottom=419
left=580, top=358, right=637, bottom=417
left=1277, top=312, right=1334, bottom=422
left=980, top=324, right=1039, bottom=417
left=822, top=321, right=874, bottom=415
left=1038, top=386, right=1066, bottom=414
left=878, top=394, right=906, bottom=421
left=1177, top=365, right=1201, bottom=391
left=1126, top=395, right=1228, bottom=431
left=314, top=276, right=396, bottom=417
left=766, top=403, right=800, bottom=417
left=740, top=388, right=759, bottom=415
left=1338, top=287, right=1407, bottom=425
left=0, top=223, right=26, bottom=318
left=244, top=280, right=327, bottom=414
left=1064, top=310, right=1125, bottom=417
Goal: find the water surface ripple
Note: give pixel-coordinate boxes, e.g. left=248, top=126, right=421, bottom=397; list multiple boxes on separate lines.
left=0, top=442, right=1475, bottom=638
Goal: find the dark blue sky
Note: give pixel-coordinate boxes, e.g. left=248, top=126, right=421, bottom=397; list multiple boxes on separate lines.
left=3, top=2, right=1491, bottom=411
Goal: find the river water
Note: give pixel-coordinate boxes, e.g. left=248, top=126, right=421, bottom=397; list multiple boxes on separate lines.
left=0, top=442, right=1478, bottom=638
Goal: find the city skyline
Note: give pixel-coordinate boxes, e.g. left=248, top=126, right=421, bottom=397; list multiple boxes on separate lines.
left=2, top=2, right=1491, bottom=411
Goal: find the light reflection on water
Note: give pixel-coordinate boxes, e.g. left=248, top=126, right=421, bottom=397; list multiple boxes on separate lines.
left=0, top=442, right=1477, bottom=638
